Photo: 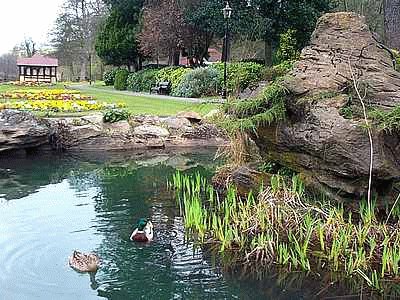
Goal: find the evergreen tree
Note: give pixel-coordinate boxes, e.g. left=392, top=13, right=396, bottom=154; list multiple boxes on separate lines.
left=95, top=0, right=144, bottom=69
left=185, top=0, right=332, bottom=65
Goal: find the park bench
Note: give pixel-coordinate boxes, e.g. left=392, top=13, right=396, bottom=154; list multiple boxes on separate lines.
left=150, top=81, right=171, bottom=95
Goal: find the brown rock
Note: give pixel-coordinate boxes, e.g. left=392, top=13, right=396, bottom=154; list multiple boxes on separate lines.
left=252, top=12, right=400, bottom=200
left=0, top=110, right=49, bottom=152
left=176, top=111, right=202, bottom=123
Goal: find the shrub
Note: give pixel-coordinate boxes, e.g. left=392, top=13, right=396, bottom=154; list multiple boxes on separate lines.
left=212, top=62, right=264, bottom=95
left=262, top=61, right=294, bottom=82
left=221, top=78, right=288, bottom=133
left=275, top=29, right=301, bottom=63
left=103, top=109, right=131, bottom=123
left=114, top=69, right=129, bottom=91
left=155, top=67, right=191, bottom=94
left=175, top=67, right=220, bottom=98
left=127, top=69, right=159, bottom=92
left=103, top=69, right=118, bottom=86
left=393, top=49, right=400, bottom=72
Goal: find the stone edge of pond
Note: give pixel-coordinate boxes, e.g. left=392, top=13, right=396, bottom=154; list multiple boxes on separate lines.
left=0, top=109, right=228, bottom=154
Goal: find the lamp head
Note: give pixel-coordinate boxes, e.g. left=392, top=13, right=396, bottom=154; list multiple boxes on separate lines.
left=223, top=2, right=232, bottom=19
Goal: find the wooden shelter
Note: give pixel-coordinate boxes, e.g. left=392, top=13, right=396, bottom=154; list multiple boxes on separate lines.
left=17, top=55, right=58, bottom=83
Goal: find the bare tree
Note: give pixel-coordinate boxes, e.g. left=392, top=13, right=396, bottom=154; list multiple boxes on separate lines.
left=0, top=53, right=17, bottom=81
left=50, top=0, right=107, bottom=80
left=24, top=38, right=37, bottom=57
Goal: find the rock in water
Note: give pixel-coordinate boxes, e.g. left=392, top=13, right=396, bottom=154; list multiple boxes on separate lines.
left=253, top=13, right=400, bottom=200
left=0, top=110, right=49, bottom=153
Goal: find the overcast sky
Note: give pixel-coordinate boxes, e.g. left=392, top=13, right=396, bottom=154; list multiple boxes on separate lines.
left=0, top=0, right=64, bottom=55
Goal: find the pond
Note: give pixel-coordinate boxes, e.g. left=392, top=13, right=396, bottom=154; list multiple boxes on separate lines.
left=0, top=150, right=372, bottom=299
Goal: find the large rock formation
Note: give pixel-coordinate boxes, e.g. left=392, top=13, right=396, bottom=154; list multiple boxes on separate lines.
left=0, top=110, right=49, bottom=152
left=254, top=12, right=400, bottom=199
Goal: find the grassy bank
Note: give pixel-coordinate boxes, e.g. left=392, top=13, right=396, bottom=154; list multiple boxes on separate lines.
left=169, top=171, right=400, bottom=294
left=71, top=84, right=217, bottom=116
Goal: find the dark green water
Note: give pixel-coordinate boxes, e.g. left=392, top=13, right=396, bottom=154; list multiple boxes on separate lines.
left=0, top=150, right=371, bottom=299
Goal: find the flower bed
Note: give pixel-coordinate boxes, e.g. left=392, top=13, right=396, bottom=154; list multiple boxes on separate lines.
left=3, top=100, right=126, bottom=112
left=1, top=89, right=93, bottom=101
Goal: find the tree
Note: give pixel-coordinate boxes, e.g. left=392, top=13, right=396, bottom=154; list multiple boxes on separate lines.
left=23, top=38, right=37, bottom=57
left=95, top=0, right=144, bottom=70
left=51, top=0, right=106, bottom=80
left=184, top=0, right=332, bottom=65
left=0, top=53, right=17, bottom=81
left=139, top=0, right=184, bottom=65
left=384, top=0, right=400, bottom=50
left=334, top=0, right=384, bottom=37
left=183, top=0, right=264, bottom=64
left=253, top=0, right=333, bottom=65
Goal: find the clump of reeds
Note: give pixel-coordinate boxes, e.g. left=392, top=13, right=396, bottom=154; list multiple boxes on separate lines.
left=169, top=171, right=400, bottom=293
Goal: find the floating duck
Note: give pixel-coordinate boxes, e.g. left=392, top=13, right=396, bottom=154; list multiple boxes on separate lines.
left=130, top=218, right=154, bottom=242
left=69, top=250, right=100, bottom=273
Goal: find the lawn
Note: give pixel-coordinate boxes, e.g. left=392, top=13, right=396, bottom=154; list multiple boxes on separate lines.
left=72, top=84, right=218, bottom=116
left=0, top=83, right=67, bottom=93
left=0, top=83, right=219, bottom=117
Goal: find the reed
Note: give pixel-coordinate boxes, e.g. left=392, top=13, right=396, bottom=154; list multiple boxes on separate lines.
left=169, top=171, right=400, bottom=293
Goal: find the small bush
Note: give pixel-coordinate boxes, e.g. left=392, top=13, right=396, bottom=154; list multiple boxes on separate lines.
left=175, top=67, right=220, bottom=98
left=103, top=108, right=131, bottom=123
left=262, top=61, right=294, bottom=82
left=369, top=105, right=400, bottom=133
left=155, top=67, right=191, bottom=94
left=114, top=69, right=130, bottom=91
left=393, top=49, right=400, bottom=72
left=212, top=62, right=264, bottom=95
left=127, top=69, right=158, bottom=92
left=103, top=69, right=118, bottom=86
left=275, top=29, right=301, bottom=63
left=241, top=58, right=266, bottom=65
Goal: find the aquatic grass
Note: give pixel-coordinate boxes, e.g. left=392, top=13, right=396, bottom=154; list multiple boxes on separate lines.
left=169, top=171, right=400, bottom=294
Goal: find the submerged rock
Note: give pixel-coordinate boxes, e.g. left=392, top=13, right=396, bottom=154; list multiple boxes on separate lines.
left=253, top=12, right=400, bottom=200
left=0, top=109, right=49, bottom=152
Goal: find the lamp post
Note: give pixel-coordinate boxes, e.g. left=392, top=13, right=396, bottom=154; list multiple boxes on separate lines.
left=222, top=2, right=232, bottom=100
left=89, top=53, right=92, bottom=85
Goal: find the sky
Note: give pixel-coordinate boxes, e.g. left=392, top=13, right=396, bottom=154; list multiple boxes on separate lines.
left=0, top=0, right=64, bottom=55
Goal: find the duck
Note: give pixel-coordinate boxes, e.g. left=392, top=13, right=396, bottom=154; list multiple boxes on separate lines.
left=130, top=218, right=154, bottom=242
left=69, top=250, right=100, bottom=273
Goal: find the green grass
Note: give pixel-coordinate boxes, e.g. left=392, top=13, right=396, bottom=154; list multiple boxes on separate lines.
left=0, top=83, right=66, bottom=93
left=0, top=83, right=219, bottom=117
left=75, top=86, right=217, bottom=116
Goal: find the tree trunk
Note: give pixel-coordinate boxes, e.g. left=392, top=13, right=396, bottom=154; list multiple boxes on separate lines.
left=80, top=58, right=87, bottom=81
left=264, top=38, right=273, bottom=66
left=137, top=56, right=143, bottom=71
left=384, top=0, right=400, bottom=50
left=173, top=51, right=180, bottom=66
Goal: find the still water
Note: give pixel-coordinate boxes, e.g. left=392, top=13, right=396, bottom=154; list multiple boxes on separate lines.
left=0, top=150, right=369, bottom=299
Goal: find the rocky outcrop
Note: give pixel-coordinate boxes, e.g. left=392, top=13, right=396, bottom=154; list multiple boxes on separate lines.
left=46, top=113, right=226, bottom=151
left=0, top=109, right=226, bottom=153
left=0, top=110, right=49, bottom=152
left=253, top=13, right=400, bottom=200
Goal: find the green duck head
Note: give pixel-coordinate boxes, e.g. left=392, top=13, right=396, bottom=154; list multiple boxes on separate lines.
left=137, top=218, right=148, bottom=231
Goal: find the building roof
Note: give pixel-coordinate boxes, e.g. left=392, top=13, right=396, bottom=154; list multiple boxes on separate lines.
left=17, top=54, right=58, bottom=67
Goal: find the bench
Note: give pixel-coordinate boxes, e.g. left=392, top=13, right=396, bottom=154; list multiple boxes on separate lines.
left=150, top=81, right=171, bottom=95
